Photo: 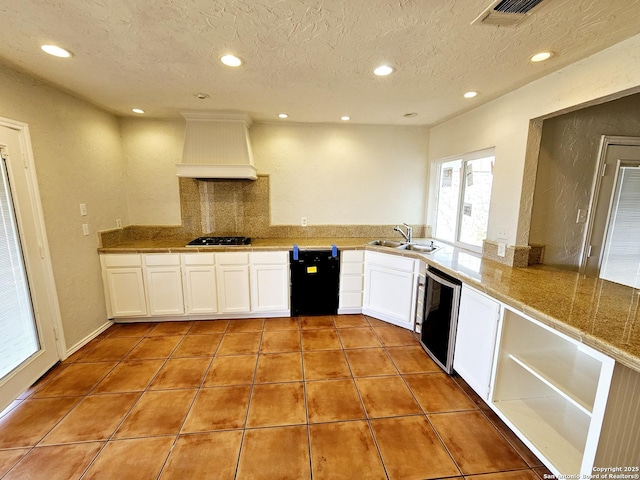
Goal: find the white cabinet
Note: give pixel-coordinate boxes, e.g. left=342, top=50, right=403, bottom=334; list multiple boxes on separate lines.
left=216, top=252, right=251, bottom=314
left=143, top=254, right=184, bottom=316
left=183, top=253, right=218, bottom=314
left=101, top=254, right=148, bottom=318
left=363, top=251, right=418, bottom=329
left=250, top=252, right=290, bottom=314
left=490, top=307, right=615, bottom=478
left=453, top=285, right=501, bottom=400
left=338, top=250, right=365, bottom=314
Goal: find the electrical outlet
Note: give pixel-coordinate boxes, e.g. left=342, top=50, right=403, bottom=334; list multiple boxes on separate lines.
left=82, top=223, right=89, bottom=236
left=497, top=226, right=508, bottom=240
left=301, top=217, right=308, bottom=227
left=497, top=242, right=506, bottom=257
left=79, top=203, right=87, bottom=216
left=116, top=218, right=122, bottom=228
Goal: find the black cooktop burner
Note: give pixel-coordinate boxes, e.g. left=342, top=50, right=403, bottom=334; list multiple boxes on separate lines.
left=186, top=236, right=251, bottom=246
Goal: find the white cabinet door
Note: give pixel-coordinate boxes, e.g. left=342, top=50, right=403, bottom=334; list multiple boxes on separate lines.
left=250, top=264, right=289, bottom=312
left=145, top=266, right=185, bottom=316
left=217, top=265, right=251, bottom=314
left=453, top=285, right=500, bottom=400
left=105, top=268, right=148, bottom=317
left=363, top=253, right=417, bottom=329
left=183, top=266, right=218, bottom=314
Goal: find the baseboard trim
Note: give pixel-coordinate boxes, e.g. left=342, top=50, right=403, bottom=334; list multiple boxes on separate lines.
left=64, top=320, right=114, bottom=359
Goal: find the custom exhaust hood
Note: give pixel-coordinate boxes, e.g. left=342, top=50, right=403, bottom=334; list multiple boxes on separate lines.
left=176, top=111, right=257, bottom=180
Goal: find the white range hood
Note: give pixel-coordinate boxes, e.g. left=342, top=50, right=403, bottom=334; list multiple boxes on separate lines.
left=176, top=111, right=257, bottom=180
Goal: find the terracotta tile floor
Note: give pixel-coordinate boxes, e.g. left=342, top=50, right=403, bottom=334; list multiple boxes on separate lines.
left=0, top=315, right=555, bottom=480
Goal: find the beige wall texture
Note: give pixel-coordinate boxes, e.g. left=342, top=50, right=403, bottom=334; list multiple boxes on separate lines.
left=529, top=93, right=640, bottom=269
left=120, top=120, right=430, bottom=227
left=251, top=123, right=429, bottom=225
left=0, top=61, right=129, bottom=350
left=120, top=117, right=184, bottom=225
left=428, top=33, right=640, bottom=247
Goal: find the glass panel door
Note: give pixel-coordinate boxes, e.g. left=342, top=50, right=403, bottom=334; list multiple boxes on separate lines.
left=0, top=152, right=40, bottom=379
left=0, top=123, right=60, bottom=413
left=599, top=165, right=640, bottom=288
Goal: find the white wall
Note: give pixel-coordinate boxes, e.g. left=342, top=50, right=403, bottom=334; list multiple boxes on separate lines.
left=252, top=123, right=429, bottom=225
left=121, top=119, right=430, bottom=227
left=428, top=33, right=640, bottom=246
left=0, top=62, right=129, bottom=349
left=120, top=118, right=184, bottom=225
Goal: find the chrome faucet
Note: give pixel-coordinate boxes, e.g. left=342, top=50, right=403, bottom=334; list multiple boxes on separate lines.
left=393, top=223, right=413, bottom=243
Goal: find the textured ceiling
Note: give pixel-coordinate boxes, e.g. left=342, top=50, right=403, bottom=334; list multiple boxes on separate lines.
left=1, top=0, right=640, bottom=125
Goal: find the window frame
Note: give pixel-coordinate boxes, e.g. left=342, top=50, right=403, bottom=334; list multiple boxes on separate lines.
left=430, top=147, right=495, bottom=253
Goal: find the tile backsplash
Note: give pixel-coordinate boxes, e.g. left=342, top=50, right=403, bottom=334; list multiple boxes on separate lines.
left=99, top=174, right=426, bottom=246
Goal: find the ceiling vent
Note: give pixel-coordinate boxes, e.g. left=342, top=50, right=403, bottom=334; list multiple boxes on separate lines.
left=472, top=0, right=546, bottom=27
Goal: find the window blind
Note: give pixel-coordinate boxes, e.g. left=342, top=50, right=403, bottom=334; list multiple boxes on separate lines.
left=0, top=153, right=39, bottom=379
left=600, top=166, right=640, bottom=289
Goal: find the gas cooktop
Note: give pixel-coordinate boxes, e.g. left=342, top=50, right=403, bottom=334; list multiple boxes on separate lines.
left=186, top=236, right=251, bottom=246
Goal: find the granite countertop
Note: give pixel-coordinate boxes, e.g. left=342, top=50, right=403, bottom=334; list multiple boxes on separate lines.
left=99, top=237, right=640, bottom=372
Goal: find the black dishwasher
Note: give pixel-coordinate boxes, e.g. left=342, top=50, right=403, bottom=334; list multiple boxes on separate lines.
left=290, top=247, right=340, bottom=316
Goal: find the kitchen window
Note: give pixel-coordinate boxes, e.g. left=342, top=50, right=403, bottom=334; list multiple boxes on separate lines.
left=432, top=148, right=495, bottom=251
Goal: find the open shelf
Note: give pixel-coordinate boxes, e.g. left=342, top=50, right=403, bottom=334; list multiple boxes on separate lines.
left=509, top=348, right=601, bottom=415
left=491, top=307, right=614, bottom=477
left=494, top=396, right=587, bottom=475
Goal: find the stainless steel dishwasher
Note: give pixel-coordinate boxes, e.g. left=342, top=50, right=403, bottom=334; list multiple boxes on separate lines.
left=419, top=267, right=462, bottom=373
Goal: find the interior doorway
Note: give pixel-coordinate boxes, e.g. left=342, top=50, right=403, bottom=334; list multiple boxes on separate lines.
left=0, top=118, right=64, bottom=413
left=581, top=135, right=640, bottom=286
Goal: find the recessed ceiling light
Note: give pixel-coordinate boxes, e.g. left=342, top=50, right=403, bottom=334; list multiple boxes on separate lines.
left=41, top=44, right=72, bottom=58
left=403, top=112, right=418, bottom=118
left=464, top=91, right=478, bottom=99
left=530, top=51, right=553, bottom=62
left=373, top=65, right=394, bottom=76
left=220, top=54, right=243, bottom=67
left=132, top=108, right=145, bottom=114
left=341, top=116, right=351, bottom=121
left=278, top=113, right=288, bottom=119
left=193, top=92, right=210, bottom=100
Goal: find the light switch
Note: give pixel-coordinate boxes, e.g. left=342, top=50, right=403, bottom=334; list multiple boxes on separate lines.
left=82, top=224, right=89, bottom=236
left=576, top=209, right=588, bottom=224
left=497, top=242, right=506, bottom=257
left=79, top=203, right=87, bottom=216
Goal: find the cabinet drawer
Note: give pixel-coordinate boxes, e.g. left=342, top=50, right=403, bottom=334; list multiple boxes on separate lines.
left=365, top=251, right=416, bottom=272
left=342, top=262, right=364, bottom=275
left=183, top=253, right=215, bottom=265
left=103, top=254, right=142, bottom=267
left=144, top=254, right=181, bottom=266
left=216, top=252, right=250, bottom=265
left=341, top=275, right=364, bottom=292
left=342, top=250, right=364, bottom=262
left=250, top=251, right=289, bottom=265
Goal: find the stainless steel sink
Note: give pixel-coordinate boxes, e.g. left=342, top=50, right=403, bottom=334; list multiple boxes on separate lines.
left=367, top=239, right=406, bottom=248
left=397, top=242, right=439, bottom=253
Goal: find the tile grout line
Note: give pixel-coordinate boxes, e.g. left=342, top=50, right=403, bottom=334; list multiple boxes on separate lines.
left=232, top=319, right=265, bottom=480
left=155, top=322, right=227, bottom=480
left=299, top=316, right=314, bottom=480
left=78, top=326, right=188, bottom=479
